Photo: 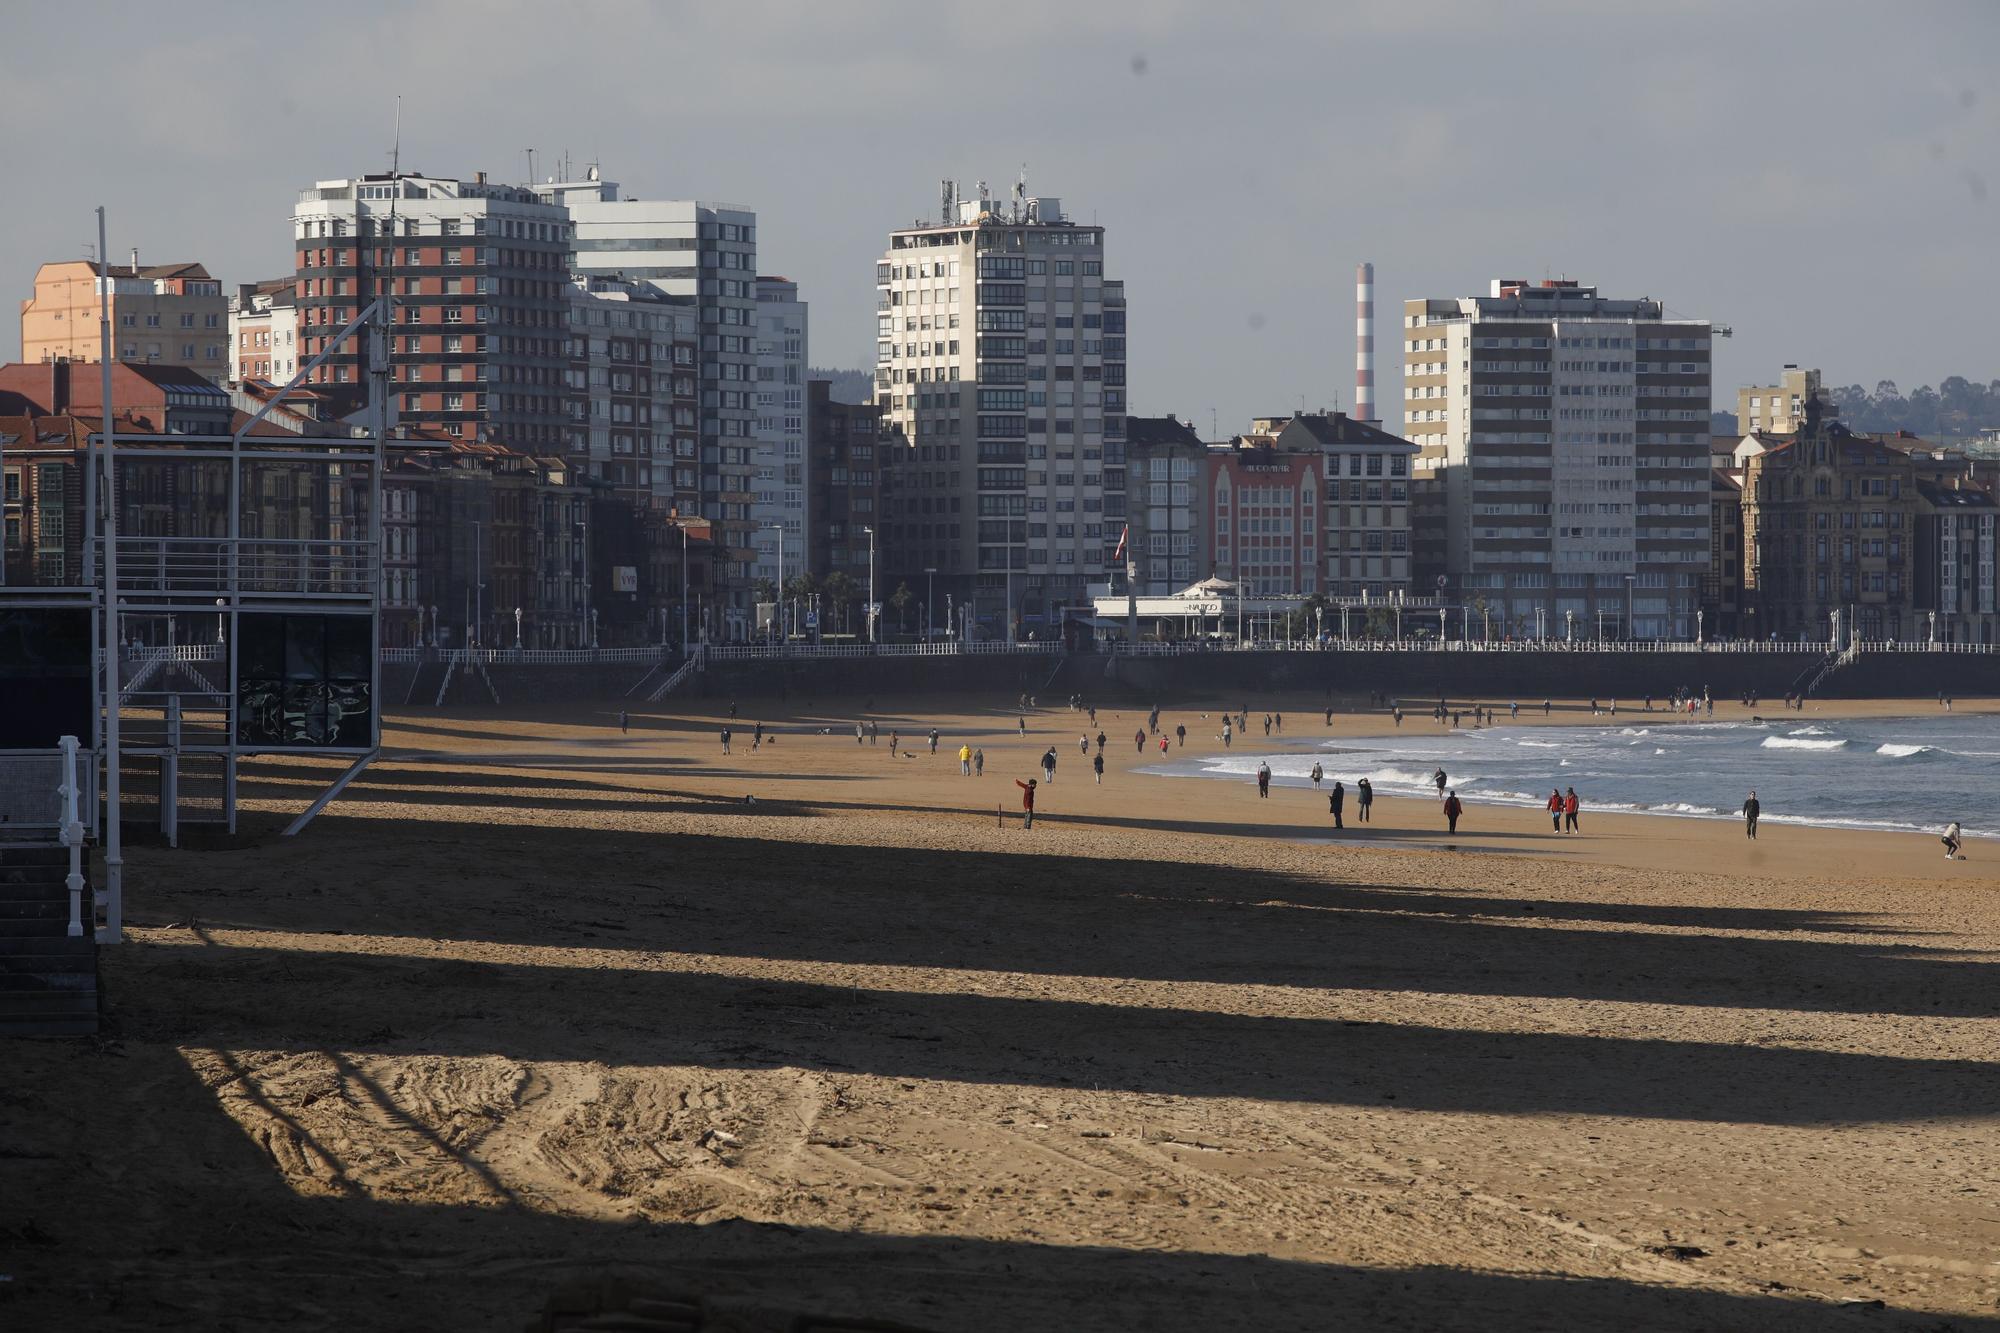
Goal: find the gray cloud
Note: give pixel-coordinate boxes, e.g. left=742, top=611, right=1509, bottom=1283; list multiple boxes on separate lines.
left=4, top=0, right=1997, bottom=428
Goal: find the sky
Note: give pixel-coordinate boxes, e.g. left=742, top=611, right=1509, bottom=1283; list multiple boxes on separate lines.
left=4, top=1, right=1997, bottom=431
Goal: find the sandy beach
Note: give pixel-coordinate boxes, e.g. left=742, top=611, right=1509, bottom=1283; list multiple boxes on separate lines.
left=6, top=691, right=1998, bottom=1330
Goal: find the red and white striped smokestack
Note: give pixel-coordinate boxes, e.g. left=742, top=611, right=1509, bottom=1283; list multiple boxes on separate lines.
left=1354, top=261, right=1375, bottom=424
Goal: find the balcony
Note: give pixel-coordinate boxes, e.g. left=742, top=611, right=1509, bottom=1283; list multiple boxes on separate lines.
left=101, top=537, right=377, bottom=601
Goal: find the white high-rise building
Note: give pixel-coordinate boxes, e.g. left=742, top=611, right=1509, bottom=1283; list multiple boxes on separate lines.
left=752, top=276, right=808, bottom=589
left=876, top=180, right=1127, bottom=638
left=1405, top=278, right=1711, bottom=639
left=540, top=169, right=760, bottom=639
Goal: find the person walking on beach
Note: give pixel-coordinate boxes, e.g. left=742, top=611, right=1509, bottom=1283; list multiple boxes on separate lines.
left=753, top=721, right=764, bottom=750
left=1434, top=768, right=1448, bottom=803
left=1274, top=712, right=1284, bottom=733
left=1134, top=728, right=1146, bottom=753
left=1743, top=790, right=1760, bottom=839
left=888, top=730, right=899, bottom=756
left=1158, top=735, right=1169, bottom=755
left=1357, top=777, right=1374, bottom=822
left=928, top=728, right=940, bottom=755
left=1079, top=734, right=1090, bottom=757
left=1393, top=707, right=1403, bottom=728
left=959, top=743, right=973, bottom=776
left=870, top=719, right=879, bottom=745
left=1222, top=719, right=1233, bottom=748
left=1096, top=730, right=1107, bottom=753
left=728, top=699, right=738, bottom=719
left=1329, top=779, right=1345, bottom=829
left=1018, top=715, right=1028, bottom=737
left=620, top=710, right=629, bottom=734
left=1310, top=761, right=1324, bottom=789
left=1149, top=705, right=1161, bottom=735
left=1547, top=787, right=1564, bottom=832
left=1016, top=777, right=1037, bottom=830
left=1089, top=706, right=1097, bottom=727
left=855, top=722, right=865, bottom=745
left=720, top=727, right=732, bottom=755
left=1093, top=751, right=1105, bottom=785
left=1510, top=701, right=1520, bottom=720
left=1942, top=821, right=1963, bottom=860
left=1042, top=747, right=1058, bottom=784
left=973, top=747, right=985, bottom=777
left=1256, top=762, right=1272, bottom=798
left=1263, top=714, right=1272, bottom=737
left=1443, top=789, right=1463, bottom=834
left=1175, top=723, right=1186, bottom=747
left=1543, top=698, right=1552, bottom=716
left=1563, top=787, right=1580, bottom=834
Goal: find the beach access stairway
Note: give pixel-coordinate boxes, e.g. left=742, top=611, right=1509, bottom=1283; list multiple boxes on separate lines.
left=0, top=844, right=98, bottom=1037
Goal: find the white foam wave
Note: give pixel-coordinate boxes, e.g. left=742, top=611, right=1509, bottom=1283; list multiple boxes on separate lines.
left=1876, top=743, right=1936, bottom=759
left=1517, top=740, right=1562, bottom=749
left=1761, top=736, right=1848, bottom=751
left=1790, top=725, right=1831, bottom=737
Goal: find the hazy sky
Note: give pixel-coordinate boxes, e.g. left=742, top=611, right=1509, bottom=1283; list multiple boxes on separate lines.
left=5, top=1, right=1996, bottom=430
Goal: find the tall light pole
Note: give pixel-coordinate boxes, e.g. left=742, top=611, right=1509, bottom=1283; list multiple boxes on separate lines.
left=862, top=525, right=876, bottom=644
left=762, top=523, right=785, bottom=641
left=581, top=509, right=593, bottom=647
left=924, top=567, right=937, bottom=642
left=679, top=521, right=689, bottom=651
left=96, top=205, right=122, bottom=941
left=472, top=519, right=483, bottom=648
left=1624, top=572, right=1635, bottom=642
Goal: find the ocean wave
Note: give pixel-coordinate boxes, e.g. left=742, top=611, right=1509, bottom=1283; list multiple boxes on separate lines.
left=1876, top=743, right=1937, bottom=759
left=1517, top=739, right=1562, bottom=749
left=1790, top=725, right=1831, bottom=736
left=1761, top=736, right=1848, bottom=751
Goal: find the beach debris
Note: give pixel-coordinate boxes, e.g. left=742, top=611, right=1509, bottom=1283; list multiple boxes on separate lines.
left=699, top=1128, right=743, bottom=1152
left=1645, top=1244, right=1709, bottom=1261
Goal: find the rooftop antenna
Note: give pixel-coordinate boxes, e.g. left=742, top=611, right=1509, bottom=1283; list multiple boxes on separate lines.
left=391, top=94, right=402, bottom=174
left=524, top=147, right=536, bottom=186
left=1014, top=165, right=1027, bottom=222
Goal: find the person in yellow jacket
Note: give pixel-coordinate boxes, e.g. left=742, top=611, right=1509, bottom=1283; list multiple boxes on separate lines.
left=958, top=743, right=973, bottom=776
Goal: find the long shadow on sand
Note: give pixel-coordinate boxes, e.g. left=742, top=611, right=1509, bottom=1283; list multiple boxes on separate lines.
left=124, top=931, right=1998, bottom=1127
left=9, top=1038, right=1985, bottom=1332
left=156, top=799, right=1992, bottom=1022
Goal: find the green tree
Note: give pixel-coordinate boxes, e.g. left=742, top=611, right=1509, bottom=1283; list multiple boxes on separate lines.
left=889, top=581, right=913, bottom=633
left=751, top=578, right=777, bottom=607
left=822, top=571, right=857, bottom=632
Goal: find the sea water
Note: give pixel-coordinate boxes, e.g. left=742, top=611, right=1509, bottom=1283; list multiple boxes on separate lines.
left=1144, top=714, right=2000, bottom=839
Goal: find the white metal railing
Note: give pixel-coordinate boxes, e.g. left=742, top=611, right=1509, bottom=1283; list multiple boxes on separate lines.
left=383, top=646, right=668, bottom=665
left=647, top=646, right=706, bottom=702
left=57, top=736, right=86, bottom=938
left=104, top=537, right=375, bottom=597
left=701, top=640, right=1067, bottom=660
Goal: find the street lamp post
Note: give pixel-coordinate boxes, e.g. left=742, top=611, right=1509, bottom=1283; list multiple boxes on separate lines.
left=862, top=525, right=877, bottom=645
left=680, top=522, right=689, bottom=652
left=1624, top=573, right=1635, bottom=642
left=924, top=567, right=937, bottom=642
left=762, top=523, right=785, bottom=643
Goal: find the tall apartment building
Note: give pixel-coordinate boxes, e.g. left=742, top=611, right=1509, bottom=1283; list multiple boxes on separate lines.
left=752, top=277, right=808, bottom=588
left=228, top=279, right=300, bottom=383
left=1404, top=278, right=1711, bottom=638
left=806, top=380, right=884, bottom=625
left=1124, top=415, right=1208, bottom=595
left=876, top=181, right=1127, bottom=635
left=541, top=171, right=760, bottom=639
left=292, top=172, right=572, bottom=447
left=22, top=259, right=228, bottom=382
left=1739, top=365, right=1834, bottom=435
left=563, top=273, right=699, bottom=510
left=1914, top=471, right=1998, bottom=643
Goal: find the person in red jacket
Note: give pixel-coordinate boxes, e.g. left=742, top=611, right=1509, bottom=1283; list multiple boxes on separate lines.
left=1443, top=789, right=1463, bottom=834
left=1546, top=788, right=1564, bottom=832
left=1563, top=787, right=1580, bottom=834
left=1016, top=777, right=1037, bottom=830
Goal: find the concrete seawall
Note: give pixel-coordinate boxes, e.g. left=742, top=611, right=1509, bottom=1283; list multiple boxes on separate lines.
left=381, top=649, right=1997, bottom=711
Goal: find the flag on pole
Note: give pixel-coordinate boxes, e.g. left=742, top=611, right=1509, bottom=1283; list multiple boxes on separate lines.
left=1112, top=524, right=1129, bottom=561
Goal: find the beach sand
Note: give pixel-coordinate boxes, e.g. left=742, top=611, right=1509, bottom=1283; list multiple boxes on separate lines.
left=5, top=692, right=1997, bottom=1330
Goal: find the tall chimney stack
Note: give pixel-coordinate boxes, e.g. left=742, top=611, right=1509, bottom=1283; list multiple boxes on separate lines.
left=130, top=248, right=139, bottom=273
left=1354, top=262, right=1375, bottom=425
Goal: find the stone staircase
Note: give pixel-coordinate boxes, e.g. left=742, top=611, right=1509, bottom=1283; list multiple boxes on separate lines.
left=0, top=844, right=98, bottom=1037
